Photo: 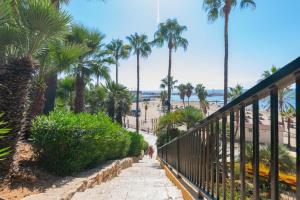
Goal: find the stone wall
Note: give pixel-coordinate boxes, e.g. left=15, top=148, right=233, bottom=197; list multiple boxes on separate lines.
left=23, top=157, right=140, bottom=200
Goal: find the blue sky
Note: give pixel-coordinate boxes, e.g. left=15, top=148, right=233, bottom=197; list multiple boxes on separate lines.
left=64, top=0, right=300, bottom=91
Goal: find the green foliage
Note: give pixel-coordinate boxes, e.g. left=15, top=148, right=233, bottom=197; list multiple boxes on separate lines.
left=86, top=85, right=107, bottom=114
left=0, top=113, right=10, bottom=160
left=0, top=0, right=71, bottom=64
left=142, top=140, right=149, bottom=152
left=128, top=132, right=145, bottom=156
left=156, top=128, right=182, bottom=147
left=31, top=111, right=132, bottom=176
left=156, top=107, right=204, bottom=131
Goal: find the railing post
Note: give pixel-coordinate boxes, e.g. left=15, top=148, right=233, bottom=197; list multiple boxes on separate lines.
left=240, top=105, right=246, bottom=200
left=252, top=97, right=260, bottom=199
left=270, top=86, right=279, bottom=200
left=215, top=118, right=220, bottom=199
left=222, top=115, right=227, bottom=200
left=230, top=111, right=235, bottom=200
left=295, top=73, right=300, bottom=199
left=177, top=138, right=180, bottom=177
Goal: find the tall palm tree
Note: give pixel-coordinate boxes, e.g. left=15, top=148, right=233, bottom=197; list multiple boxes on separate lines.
left=195, top=84, right=209, bottom=115
left=185, top=83, right=194, bottom=106
left=203, top=0, right=256, bottom=105
left=66, top=25, right=105, bottom=113
left=44, top=0, right=105, bottom=114
left=106, top=39, right=130, bottom=84
left=281, top=107, right=295, bottom=148
left=127, top=33, right=152, bottom=133
left=0, top=0, right=70, bottom=174
left=153, top=18, right=188, bottom=112
left=176, top=84, right=187, bottom=107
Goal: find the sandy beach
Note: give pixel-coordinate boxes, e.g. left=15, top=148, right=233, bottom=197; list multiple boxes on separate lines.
left=125, top=98, right=297, bottom=152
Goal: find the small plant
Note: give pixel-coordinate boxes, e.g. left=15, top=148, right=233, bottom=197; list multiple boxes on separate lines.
left=0, top=113, right=10, bottom=160
left=128, top=132, right=145, bottom=156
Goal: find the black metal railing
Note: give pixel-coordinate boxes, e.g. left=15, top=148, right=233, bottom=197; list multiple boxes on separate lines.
left=158, top=57, right=300, bottom=200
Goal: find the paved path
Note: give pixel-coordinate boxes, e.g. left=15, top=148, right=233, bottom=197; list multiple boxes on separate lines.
left=72, top=130, right=183, bottom=200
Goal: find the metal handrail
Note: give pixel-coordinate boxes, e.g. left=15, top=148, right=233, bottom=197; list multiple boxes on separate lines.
left=157, top=57, right=300, bottom=200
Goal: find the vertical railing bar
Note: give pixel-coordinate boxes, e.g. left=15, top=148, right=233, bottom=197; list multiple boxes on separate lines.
left=203, top=126, right=207, bottom=190
left=200, top=128, right=203, bottom=189
left=240, top=105, right=246, bottom=200
left=252, top=98, right=260, bottom=199
left=196, top=129, right=201, bottom=188
left=216, top=118, right=220, bottom=199
left=222, top=115, right=227, bottom=200
left=296, top=74, right=300, bottom=199
left=230, top=111, right=235, bottom=200
left=206, top=125, right=210, bottom=192
left=210, top=122, right=215, bottom=197
left=270, top=87, right=279, bottom=200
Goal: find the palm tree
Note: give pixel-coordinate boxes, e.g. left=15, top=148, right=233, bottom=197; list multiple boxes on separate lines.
left=228, top=84, right=244, bottom=135
left=44, top=0, right=105, bottom=114
left=106, top=39, right=130, bottom=84
left=195, top=84, right=209, bottom=115
left=185, top=83, right=194, bottom=106
left=144, top=101, right=149, bottom=123
left=160, top=90, right=168, bottom=112
left=176, top=84, right=187, bottom=107
left=228, top=84, right=244, bottom=101
left=153, top=18, right=188, bottom=112
left=260, top=66, right=293, bottom=128
left=160, top=76, right=178, bottom=91
left=0, top=0, right=70, bottom=174
left=90, top=49, right=114, bottom=85
left=127, top=33, right=151, bottom=133
left=105, top=81, right=132, bottom=125
left=56, top=76, right=76, bottom=110
left=281, top=107, right=295, bottom=148
left=66, top=25, right=105, bottom=113
left=203, top=0, right=256, bottom=105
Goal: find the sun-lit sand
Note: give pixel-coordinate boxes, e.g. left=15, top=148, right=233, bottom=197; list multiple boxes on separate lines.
left=125, top=98, right=297, bottom=152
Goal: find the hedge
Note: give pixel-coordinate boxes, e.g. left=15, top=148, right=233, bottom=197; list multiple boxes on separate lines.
left=31, top=111, right=144, bottom=176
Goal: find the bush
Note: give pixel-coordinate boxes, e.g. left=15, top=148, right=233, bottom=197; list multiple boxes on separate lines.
left=142, top=140, right=149, bottom=152
left=128, top=132, right=145, bottom=156
left=156, top=128, right=182, bottom=147
left=31, top=111, right=131, bottom=176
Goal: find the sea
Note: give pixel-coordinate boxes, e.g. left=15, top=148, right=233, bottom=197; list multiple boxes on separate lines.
left=141, top=89, right=296, bottom=109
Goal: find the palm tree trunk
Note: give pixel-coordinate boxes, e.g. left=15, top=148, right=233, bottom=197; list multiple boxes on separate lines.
left=0, top=56, right=35, bottom=176
left=145, top=109, right=147, bottom=122
left=43, top=74, right=57, bottom=114
left=74, top=74, right=85, bottom=113
left=223, top=0, right=231, bottom=106
left=23, top=83, right=46, bottom=139
left=96, top=75, right=99, bottom=86
left=167, top=47, right=172, bottom=113
left=115, top=58, right=119, bottom=84
left=183, top=99, right=185, bottom=108
left=136, top=52, right=140, bottom=133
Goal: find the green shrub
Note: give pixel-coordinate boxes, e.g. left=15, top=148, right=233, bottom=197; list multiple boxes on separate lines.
left=128, top=132, right=144, bottom=156
left=142, top=140, right=149, bottom=152
left=31, top=111, right=131, bottom=176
